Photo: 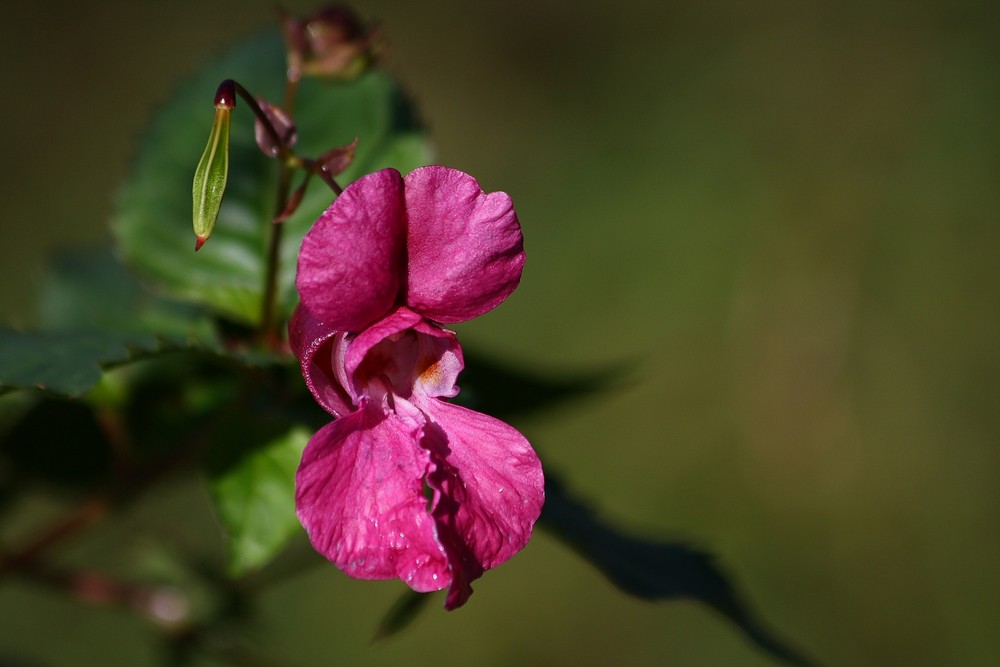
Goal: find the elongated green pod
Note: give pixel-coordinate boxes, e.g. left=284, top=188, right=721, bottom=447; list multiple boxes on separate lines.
left=192, top=81, right=236, bottom=251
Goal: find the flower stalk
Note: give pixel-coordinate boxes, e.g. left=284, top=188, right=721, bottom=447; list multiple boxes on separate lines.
left=192, top=66, right=358, bottom=346
left=260, top=163, right=293, bottom=347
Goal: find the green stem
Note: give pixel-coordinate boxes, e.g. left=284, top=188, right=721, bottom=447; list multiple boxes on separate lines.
left=227, top=77, right=343, bottom=346
left=255, top=74, right=301, bottom=348
left=0, top=496, right=109, bottom=577
left=259, top=165, right=291, bottom=348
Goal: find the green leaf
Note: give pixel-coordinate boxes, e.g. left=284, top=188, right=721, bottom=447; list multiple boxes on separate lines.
left=0, top=329, right=225, bottom=398
left=208, top=426, right=310, bottom=576
left=37, top=248, right=219, bottom=345
left=0, top=249, right=222, bottom=398
left=0, top=330, right=148, bottom=397
left=112, top=33, right=433, bottom=325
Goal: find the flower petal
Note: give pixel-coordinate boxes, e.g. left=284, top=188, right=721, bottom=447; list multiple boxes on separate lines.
left=295, top=402, right=453, bottom=593
left=296, top=168, right=406, bottom=331
left=343, top=307, right=462, bottom=401
left=288, top=304, right=353, bottom=417
left=415, top=398, right=544, bottom=609
left=404, top=166, right=525, bottom=323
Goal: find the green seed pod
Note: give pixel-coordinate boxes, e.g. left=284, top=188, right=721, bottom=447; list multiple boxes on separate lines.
left=192, top=81, right=236, bottom=251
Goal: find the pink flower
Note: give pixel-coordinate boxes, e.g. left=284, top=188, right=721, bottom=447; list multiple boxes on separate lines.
left=290, top=166, right=544, bottom=609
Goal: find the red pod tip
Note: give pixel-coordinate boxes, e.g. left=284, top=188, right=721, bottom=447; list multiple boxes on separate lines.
left=214, top=80, right=236, bottom=110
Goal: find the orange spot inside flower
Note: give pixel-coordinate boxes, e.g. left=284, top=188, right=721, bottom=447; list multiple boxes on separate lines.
left=420, top=364, right=441, bottom=384
left=417, top=356, right=441, bottom=386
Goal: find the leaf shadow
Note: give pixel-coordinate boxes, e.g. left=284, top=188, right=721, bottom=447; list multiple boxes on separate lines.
left=540, top=474, right=821, bottom=666
left=456, top=349, right=630, bottom=421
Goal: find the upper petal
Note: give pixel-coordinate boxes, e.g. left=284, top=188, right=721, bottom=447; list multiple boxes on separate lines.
left=415, top=397, right=545, bottom=608
left=404, top=166, right=525, bottom=323
left=295, top=402, right=453, bottom=593
left=296, top=168, right=406, bottom=331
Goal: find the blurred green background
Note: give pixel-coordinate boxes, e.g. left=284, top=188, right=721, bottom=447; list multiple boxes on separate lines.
left=2, top=0, right=999, bottom=665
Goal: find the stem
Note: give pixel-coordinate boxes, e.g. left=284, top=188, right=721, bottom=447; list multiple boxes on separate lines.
left=0, top=496, right=109, bottom=576
left=284, top=77, right=300, bottom=118
left=230, top=81, right=291, bottom=161
left=308, top=159, right=344, bottom=196
left=0, top=385, right=223, bottom=580
left=256, top=73, right=301, bottom=348
left=220, top=80, right=295, bottom=347
left=225, top=78, right=344, bottom=346
left=259, top=165, right=292, bottom=347
left=0, top=452, right=191, bottom=578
